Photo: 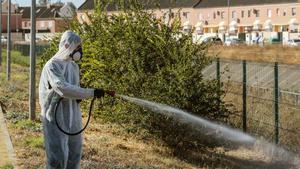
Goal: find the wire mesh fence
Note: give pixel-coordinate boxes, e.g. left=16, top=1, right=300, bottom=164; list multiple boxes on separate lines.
left=202, top=58, right=300, bottom=152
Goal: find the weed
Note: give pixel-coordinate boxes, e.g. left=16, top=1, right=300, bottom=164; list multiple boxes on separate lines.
left=0, top=163, right=14, bottom=169
left=24, top=136, right=44, bottom=149
left=12, top=119, right=42, bottom=132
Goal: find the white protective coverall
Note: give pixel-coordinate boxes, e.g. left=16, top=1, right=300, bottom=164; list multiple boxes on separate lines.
left=39, top=30, right=94, bottom=169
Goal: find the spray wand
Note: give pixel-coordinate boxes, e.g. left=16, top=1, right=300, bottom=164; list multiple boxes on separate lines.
left=54, top=90, right=116, bottom=136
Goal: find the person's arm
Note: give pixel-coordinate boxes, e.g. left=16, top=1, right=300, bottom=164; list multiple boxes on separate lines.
left=46, top=62, right=94, bottom=99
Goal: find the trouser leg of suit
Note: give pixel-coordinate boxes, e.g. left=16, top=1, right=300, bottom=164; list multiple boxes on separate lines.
left=43, top=117, right=69, bottom=169
left=66, top=134, right=82, bottom=169
left=66, top=102, right=82, bottom=169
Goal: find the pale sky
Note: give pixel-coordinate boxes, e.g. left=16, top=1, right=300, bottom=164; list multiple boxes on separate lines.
left=12, top=0, right=86, bottom=8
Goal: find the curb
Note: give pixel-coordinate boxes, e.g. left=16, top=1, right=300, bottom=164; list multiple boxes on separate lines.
left=0, top=105, right=17, bottom=169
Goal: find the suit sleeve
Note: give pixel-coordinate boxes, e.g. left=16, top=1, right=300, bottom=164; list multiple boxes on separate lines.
left=46, top=62, right=94, bottom=99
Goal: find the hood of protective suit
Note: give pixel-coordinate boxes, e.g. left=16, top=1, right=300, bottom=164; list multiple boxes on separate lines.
left=52, top=30, right=82, bottom=61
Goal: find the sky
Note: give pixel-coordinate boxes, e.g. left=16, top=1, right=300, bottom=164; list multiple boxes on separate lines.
left=13, top=0, right=86, bottom=8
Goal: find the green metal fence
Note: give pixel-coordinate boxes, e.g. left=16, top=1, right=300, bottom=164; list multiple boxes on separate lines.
left=204, top=59, right=300, bottom=152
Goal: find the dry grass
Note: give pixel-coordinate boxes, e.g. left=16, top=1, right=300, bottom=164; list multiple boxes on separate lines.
left=223, top=82, right=300, bottom=153
left=209, top=45, right=300, bottom=65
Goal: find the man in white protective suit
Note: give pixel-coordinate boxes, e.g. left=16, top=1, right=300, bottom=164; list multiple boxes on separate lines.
left=39, top=30, right=105, bottom=169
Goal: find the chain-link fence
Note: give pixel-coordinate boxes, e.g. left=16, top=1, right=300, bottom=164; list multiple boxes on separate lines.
left=202, top=59, right=300, bottom=152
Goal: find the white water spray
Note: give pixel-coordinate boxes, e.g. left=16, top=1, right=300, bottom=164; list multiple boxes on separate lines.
left=117, top=94, right=300, bottom=167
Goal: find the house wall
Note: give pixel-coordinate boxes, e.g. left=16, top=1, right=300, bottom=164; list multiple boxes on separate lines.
left=22, top=19, right=64, bottom=33
left=1, top=13, right=22, bottom=32
left=77, top=10, right=93, bottom=24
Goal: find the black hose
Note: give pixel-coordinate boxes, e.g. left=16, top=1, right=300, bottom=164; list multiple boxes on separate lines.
left=54, top=97, right=96, bottom=136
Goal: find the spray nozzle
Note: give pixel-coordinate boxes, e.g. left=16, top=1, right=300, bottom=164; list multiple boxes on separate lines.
left=105, top=90, right=116, bottom=97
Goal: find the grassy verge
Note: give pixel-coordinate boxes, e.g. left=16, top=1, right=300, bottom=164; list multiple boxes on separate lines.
left=0, top=50, right=297, bottom=169
left=209, top=45, right=300, bottom=65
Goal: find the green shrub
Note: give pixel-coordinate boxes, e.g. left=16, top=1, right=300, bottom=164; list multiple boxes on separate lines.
left=41, top=0, right=231, bottom=150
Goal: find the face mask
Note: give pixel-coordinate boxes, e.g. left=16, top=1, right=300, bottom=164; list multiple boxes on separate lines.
left=70, top=46, right=83, bottom=61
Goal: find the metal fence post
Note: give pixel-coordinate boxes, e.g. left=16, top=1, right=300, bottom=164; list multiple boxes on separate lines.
left=0, top=1, right=2, bottom=67
left=216, top=58, right=221, bottom=111
left=274, top=62, right=279, bottom=144
left=243, top=60, right=247, bottom=132
left=6, top=0, right=11, bottom=81
left=29, top=0, right=36, bottom=120
left=216, top=58, right=221, bottom=87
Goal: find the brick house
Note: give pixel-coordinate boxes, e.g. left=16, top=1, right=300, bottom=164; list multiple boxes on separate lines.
left=1, top=0, right=22, bottom=33
left=16, top=2, right=76, bottom=41
left=18, top=3, right=75, bottom=34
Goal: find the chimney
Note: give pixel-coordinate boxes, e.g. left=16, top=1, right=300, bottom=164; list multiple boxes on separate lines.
left=47, top=3, right=51, bottom=9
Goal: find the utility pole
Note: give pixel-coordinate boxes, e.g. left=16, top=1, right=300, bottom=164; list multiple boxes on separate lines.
left=0, top=0, right=2, bottom=68
left=29, top=0, right=36, bottom=120
left=6, top=0, right=11, bottom=81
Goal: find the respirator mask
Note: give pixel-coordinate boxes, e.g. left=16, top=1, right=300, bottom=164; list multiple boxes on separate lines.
left=70, top=46, right=83, bottom=61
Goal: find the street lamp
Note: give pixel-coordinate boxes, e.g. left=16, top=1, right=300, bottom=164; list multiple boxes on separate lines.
left=227, top=0, right=230, bottom=37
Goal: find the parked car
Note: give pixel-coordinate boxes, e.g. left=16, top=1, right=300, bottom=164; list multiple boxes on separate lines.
left=1, top=36, right=7, bottom=43
left=286, top=39, right=300, bottom=47
left=224, top=38, right=243, bottom=46
left=201, top=36, right=223, bottom=45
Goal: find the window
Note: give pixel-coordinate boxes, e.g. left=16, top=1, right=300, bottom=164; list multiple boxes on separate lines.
left=24, top=22, right=27, bottom=27
left=248, top=10, right=251, bottom=17
left=241, top=10, right=244, bottom=18
left=276, top=8, right=280, bottom=16
left=255, top=10, right=260, bottom=17
left=170, top=12, right=175, bottom=19
left=292, top=8, right=296, bottom=16
left=213, top=12, right=216, bottom=19
left=182, top=12, right=189, bottom=19
left=283, top=9, right=287, bottom=16
left=81, top=15, right=86, bottom=21
left=232, top=11, right=236, bottom=19
left=267, top=9, right=272, bottom=18
left=48, top=21, right=53, bottom=28
left=221, top=11, right=225, bottom=19
left=41, top=21, right=45, bottom=28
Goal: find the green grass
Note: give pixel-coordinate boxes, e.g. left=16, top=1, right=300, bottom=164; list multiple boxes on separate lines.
left=1, top=50, right=30, bottom=67
left=24, top=136, right=44, bottom=149
left=0, top=163, right=14, bottom=169
left=11, top=119, right=42, bottom=132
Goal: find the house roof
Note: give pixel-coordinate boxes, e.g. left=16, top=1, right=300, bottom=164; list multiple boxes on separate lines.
left=78, top=0, right=201, bottom=11
left=18, top=5, right=63, bottom=19
left=18, top=7, right=30, bottom=19
left=78, top=0, right=94, bottom=11
left=194, top=0, right=299, bottom=8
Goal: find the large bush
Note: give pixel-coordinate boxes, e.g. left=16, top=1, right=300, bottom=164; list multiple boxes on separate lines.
left=41, top=0, right=231, bottom=150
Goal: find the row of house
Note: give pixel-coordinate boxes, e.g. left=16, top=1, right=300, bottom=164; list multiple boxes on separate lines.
left=77, top=0, right=300, bottom=43
left=3, top=0, right=300, bottom=43
left=0, top=0, right=75, bottom=41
